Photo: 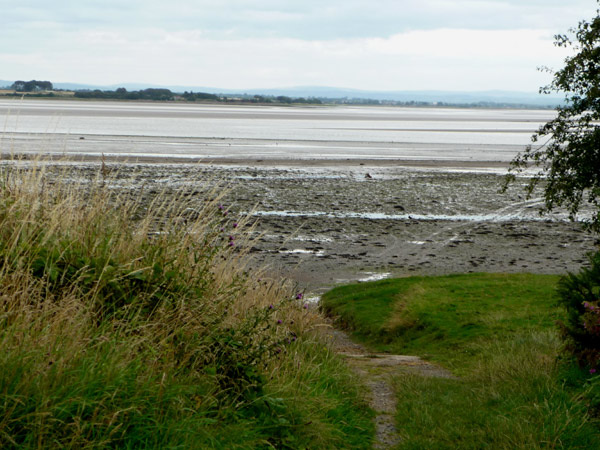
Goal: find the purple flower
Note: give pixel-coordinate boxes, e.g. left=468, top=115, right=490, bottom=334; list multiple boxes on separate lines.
left=220, top=227, right=225, bottom=232
left=269, top=304, right=273, bottom=309
left=277, top=319, right=282, bottom=324
left=218, top=204, right=224, bottom=210
left=229, top=235, right=234, bottom=241
left=228, top=241, right=235, bottom=247
left=590, top=368, right=597, bottom=374
left=303, top=303, right=308, bottom=309
left=295, top=293, right=303, bottom=300
left=233, top=223, right=238, bottom=228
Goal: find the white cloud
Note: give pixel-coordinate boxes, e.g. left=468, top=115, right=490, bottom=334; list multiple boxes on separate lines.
left=364, top=29, right=562, bottom=60
left=1, top=0, right=595, bottom=39
left=0, top=27, right=570, bottom=91
left=0, top=0, right=591, bottom=91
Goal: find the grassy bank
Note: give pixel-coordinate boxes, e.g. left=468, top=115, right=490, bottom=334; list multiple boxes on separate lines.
left=0, top=161, right=373, bottom=448
left=322, top=273, right=600, bottom=448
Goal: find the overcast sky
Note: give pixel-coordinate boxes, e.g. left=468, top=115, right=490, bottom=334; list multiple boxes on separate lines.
left=1, top=0, right=597, bottom=92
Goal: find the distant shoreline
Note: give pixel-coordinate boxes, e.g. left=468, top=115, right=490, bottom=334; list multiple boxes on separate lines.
left=0, top=90, right=558, bottom=111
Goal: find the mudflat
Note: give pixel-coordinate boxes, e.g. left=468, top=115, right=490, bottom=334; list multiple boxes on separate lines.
left=14, top=156, right=595, bottom=299
left=211, top=161, right=597, bottom=297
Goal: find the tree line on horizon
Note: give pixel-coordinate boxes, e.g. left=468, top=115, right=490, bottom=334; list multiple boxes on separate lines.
left=74, top=88, right=324, bottom=104
left=1, top=79, right=555, bottom=108
left=74, top=87, right=175, bottom=101
left=9, top=80, right=53, bottom=92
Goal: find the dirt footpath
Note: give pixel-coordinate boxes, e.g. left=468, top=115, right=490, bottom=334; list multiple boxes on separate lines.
left=315, top=323, right=454, bottom=448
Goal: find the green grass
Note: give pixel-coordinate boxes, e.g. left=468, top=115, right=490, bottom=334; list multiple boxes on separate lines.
left=322, top=273, right=600, bottom=448
left=322, top=273, right=561, bottom=371
left=0, top=161, right=373, bottom=449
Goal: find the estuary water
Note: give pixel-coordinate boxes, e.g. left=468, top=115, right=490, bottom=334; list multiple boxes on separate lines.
left=0, top=99, right=555, bottom=162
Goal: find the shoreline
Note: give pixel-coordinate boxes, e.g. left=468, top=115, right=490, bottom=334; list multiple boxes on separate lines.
left=0, top=95, right=558, bottom=111
left=4, top=157, right=592, bottom=297
left=2, top=151, right=512, bottom=170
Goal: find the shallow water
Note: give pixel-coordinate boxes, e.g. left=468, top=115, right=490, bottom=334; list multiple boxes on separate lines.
left=0, top=99, right=555, bottom=162
left=250, top=209, right=574, bottom=223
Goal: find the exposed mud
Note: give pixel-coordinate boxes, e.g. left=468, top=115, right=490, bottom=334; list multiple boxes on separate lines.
left=211, top=162, right=598, bottom=297
left=10, top=158, right=596, bottom=296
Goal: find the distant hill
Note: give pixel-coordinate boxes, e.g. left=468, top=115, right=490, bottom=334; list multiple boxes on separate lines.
left=1, top=80, right=563, bottom=107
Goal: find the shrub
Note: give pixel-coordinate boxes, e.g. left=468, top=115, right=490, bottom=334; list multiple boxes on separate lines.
left=557, top=250, right=600, bottom=369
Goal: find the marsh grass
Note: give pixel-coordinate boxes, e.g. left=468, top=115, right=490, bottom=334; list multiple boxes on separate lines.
left=322, top=273, right=600, bottom=448
left=0, top=158, right=373, bottom=448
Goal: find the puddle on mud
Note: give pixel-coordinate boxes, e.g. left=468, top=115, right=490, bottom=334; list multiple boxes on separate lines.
left=279, top=249, right=326, bottom=256
left=358, top=272, right=391, bottom=282
left=250, top=209, right=576, bottom=223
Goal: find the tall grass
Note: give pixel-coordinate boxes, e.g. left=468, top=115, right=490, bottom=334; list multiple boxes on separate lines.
left=0, top=159, right=373, bottom=448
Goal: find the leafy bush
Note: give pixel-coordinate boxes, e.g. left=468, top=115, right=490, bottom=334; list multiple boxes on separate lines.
left=557, top=251, right=600, bottom=369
